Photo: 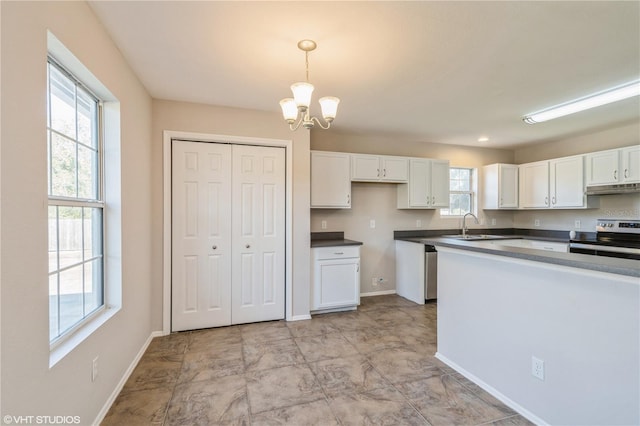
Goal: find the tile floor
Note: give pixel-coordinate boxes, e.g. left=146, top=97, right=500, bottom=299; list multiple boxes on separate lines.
left=102, top=295, right=533, bottom=425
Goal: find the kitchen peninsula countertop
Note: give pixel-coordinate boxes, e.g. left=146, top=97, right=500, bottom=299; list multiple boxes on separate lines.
left=394, top=230, right=639, bottom=278
left=311, top=232, right=363, bottom=248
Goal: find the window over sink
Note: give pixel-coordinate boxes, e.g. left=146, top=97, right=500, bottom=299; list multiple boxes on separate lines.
left=440, top=167, right=476, bottom=216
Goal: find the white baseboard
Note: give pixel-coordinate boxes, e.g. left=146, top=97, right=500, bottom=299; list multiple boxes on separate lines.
left=360, top=290, right=396, bottom=297
left=435, top=352, right=548, bottom=426
left=288, top=314, right=312, bottom=321
left=92, top=330, right=163, bottom=426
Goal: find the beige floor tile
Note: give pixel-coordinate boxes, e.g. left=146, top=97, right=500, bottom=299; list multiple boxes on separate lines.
left=165, top=374, right=249, bottom=425
left=363, top=308, right=416, bottom=328
left=246, top=364, right=324, bottom=414
left=294, top=332, right=358, bottom=362
left=485, top=414, right=536, bottom=425
left=187, top=326, right=242, bottom=353
left=367, top=346, right=442, bottom=384
left=240, top=320, right=292, bottom=343
left=309, top=354, right=389, bottom=397
left=178, top=343, right=244, bottom=384
left=324, top=310, right=380, bottom=332
left=145, top=332, right=189, bottom=356
left=243, top=338, right=305, bottom=371
left=251, top=399, right=339, bottom=426
left=397, top=375, right=511, bottom=426
left=341, top=327, right=408, bottom=354
left=328, top=385, right=427, bottom=425
left=121, top=353, right=183, bottom=394
left=286, top=315, right=340, bottom=337
left=101, top=387, right=172, bottom=425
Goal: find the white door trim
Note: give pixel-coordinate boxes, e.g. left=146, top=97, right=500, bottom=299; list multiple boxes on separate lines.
left=162, top=130, right=294, bottom=335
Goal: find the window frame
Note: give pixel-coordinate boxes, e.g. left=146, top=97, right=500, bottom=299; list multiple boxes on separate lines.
left=440, top=167, right=476, bottom=217
left=47, top=56, right=106, bottom=347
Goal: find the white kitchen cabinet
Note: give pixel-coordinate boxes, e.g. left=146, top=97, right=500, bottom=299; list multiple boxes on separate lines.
left=397, top=158, right=450, bottom=209
left=549, top=155, right=585, bottom=208
left=311, top=245, right=360, bottom=312
left=585, top=149, right=620, bottom=185
left=351, top=154, right=408, bottom=182
left=482, top=164, right=518, bottom=209
left=311, top=151, right=351, bottom=208
left=519, top=161, right=550, bottom=208
left=621, top=145, right=640, bottom=183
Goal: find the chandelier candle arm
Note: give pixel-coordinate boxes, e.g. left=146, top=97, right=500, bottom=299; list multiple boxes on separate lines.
left=280, top=39, right=340, bottom=131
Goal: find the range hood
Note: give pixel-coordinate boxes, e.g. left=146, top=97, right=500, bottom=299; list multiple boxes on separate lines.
left=586, top=182, right=640, bottom=195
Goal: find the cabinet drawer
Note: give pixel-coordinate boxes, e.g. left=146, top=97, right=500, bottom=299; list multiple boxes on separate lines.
left=313, top=246, right=360, bottom=260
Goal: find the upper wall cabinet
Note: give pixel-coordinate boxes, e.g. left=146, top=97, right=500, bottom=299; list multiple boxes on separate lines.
left=311, top=151, right=351, bottom=209
left=519, top=160, right=550, bottom=208
left=518, top=155, right=597, bottom=210
left=483, top=164, right=518, bottom=209
left=586, top=145, right=640, bottom=186
left=397, top=158, right=450, bottom=209
left=351, top=154, right=409, bottom=183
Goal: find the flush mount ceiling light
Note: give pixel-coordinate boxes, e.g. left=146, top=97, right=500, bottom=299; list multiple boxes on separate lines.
left=523, top=80, right=640, bottom=124
left=279, top=40, right=340, bottom=131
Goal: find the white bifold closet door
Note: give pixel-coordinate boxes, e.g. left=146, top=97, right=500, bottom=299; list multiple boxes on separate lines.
left=172, top=141, right=285, bottom=332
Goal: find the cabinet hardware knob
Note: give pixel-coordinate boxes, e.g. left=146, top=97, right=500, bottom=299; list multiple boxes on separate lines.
left=334, top=252, right=344, bottom=255
left=212, top=245, right=217, bottom=250
left=347, top=194, right=350, bottom=204
left=552, top=196, right=556, bottom=204
left=377, top=169, right=380, bottom=177
left=614, top=170, right=617, bottom=180
left=245, top=244, right=251, bottom=249
left=383, top=169, right=387, bottom=177
left=624, top=169, right=628, bottom=178
left=545, top=197, right=548, bottom=205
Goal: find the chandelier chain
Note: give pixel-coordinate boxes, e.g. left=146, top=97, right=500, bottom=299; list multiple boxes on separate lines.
left=305, top=51, right=310, bottom=82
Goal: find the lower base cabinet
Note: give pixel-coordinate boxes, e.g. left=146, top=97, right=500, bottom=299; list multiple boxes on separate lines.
left=311, top=246, right=360, bottom=312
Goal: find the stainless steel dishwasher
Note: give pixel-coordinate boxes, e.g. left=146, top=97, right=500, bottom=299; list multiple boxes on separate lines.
left=424, top=245, right=438, bottom=301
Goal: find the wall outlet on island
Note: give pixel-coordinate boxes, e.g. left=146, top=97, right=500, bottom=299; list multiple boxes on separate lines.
left=491, top=218, right=496, bottom=226
left=372, top=277, right=385, bottom=287
left=321, top=220, right=327, bottom=230
left=416, top=219, right=422, bottom=228
left=534, top=219, right=540, bottom=227
left=574, top=220, right=581, bottom=229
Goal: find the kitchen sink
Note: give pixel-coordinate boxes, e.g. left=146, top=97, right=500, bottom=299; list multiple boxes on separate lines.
left=442, top=234, right=519, bottom=241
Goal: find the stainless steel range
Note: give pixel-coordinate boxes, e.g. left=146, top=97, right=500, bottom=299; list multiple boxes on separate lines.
left=569, top=219, right=640, bottom=260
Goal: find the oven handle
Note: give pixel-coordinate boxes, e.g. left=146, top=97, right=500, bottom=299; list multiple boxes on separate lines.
left=569, top=243, right=640, bottom=255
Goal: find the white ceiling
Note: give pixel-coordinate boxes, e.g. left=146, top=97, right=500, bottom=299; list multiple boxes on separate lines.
left=88, top=1, right=640, bottom=148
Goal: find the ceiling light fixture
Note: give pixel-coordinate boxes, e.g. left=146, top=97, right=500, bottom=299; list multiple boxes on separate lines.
left=522, top=80, right=640, bottom=124
left=280, top=40, right=340, bottom=131
left=478, top=136, right=489, bottom=142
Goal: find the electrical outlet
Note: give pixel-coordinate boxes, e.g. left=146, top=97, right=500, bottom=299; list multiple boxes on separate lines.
left=370, top=219, right=376, bottom=229
left=574, top=220, right=581, bottom=229
left=321, top=220, right=327, bottom=230
left=491, top=218, right=496, bottom=226
left=92, top=356, right=99, bottom=382
left=534, top=219, right=540, bottom=227
left=416, top=219, right=422, bottom=228
left=371, top=277, right=379, bottom=287
left=531, top=356, right=544, bottom=380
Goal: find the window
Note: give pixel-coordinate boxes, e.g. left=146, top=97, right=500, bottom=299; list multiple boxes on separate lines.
left=47, top=57, right=104, bottom=343
left=441, top=167, right=475, bottom=216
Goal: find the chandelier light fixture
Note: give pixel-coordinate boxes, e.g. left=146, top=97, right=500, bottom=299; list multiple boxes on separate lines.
left=280, top=39, right=340, bottom=131
left=522, top=80, right=640, bottom=124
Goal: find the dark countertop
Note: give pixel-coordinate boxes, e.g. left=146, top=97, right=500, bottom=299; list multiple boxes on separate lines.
left=311, top=231, right=363, bottom=248
left=395, top=234, right=639, bottom=278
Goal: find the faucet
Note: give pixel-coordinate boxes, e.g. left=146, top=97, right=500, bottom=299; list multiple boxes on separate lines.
left=462, top=213, right=479, bottom=238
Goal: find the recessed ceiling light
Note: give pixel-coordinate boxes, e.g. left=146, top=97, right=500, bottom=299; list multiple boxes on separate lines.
left=478, top=136, right=489, bottom=142
left=523, top=80, right=640, bottom=124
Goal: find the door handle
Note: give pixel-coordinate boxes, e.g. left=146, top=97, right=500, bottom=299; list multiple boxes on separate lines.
left=544, top=197, right=548, bottom=205
left=383, top=169, right=387, bottom=177
left=347, top=193, right=350, bottom=204
left=624, top=169, right=629, bottom=178
left=552, top=196, right=556, bottom=205
left=377, top=169, right=380, bottom=177
left=614, top=170, right=617, bottom=180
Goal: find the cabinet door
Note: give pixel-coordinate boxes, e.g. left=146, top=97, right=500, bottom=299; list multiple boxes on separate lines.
left=550, top=156, right=585, bottom=208
left=519, top=161, right=549, bottom=208
left=313, top=258, right=360, bottom=310
left=311, top=151, right=351, bottom=208
left=408, top=158, right=431, bottom=207
left=622, top=146, right=640, bottom=183
left=499, top=164, right=519, bottom=208
left=351, top=154, right=382, bottom=181
left=381, top=156, right=409, bottom=182
left=430, top=160, right=450, bottom=207
left=585, top=149, right=620, bottom=185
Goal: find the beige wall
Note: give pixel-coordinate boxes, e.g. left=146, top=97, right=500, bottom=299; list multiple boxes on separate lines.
left=1, top=1, right=153, bottom=423
left=311, top=132, right=515, bottom=294
left=151, top=99, right=311, bottom=323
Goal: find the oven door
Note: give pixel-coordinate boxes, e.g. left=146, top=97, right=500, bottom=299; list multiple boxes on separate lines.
left=569, top=243, right=640, bottom=260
